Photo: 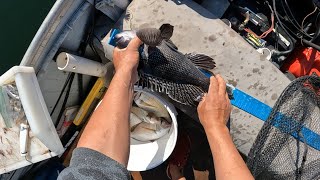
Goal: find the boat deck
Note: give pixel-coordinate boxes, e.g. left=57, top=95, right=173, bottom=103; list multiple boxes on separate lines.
left=1, top=0, right=292, bottom=177
left=111, top=0, right=290, bottom=155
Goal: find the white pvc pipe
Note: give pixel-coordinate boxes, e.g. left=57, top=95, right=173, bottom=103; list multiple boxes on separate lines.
left=57, top=52, right=107, bottom=77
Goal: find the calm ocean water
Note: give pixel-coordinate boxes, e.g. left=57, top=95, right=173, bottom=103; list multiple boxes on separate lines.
left=0, top=1, right=54, bottom=74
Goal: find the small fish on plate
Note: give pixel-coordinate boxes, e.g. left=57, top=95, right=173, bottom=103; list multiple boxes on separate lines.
left=134, top=91, right=171, bottom=122
left=130, top=112, right=143, bottom=128
left=115, top=24, right=233, bottom=106
left=130, top=114, right=171, bottom=142
left=129, top=99, right=171, bottom=142
left=131, top=106, right=149, bottom=122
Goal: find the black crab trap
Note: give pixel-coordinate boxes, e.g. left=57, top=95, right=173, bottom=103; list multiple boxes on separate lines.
left=247, top=75, right=320, bottom=180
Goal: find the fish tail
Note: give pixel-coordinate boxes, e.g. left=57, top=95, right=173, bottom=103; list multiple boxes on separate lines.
left=136, top=24, right=174, bottom=47
left=136, top=28, right=162, bottom=47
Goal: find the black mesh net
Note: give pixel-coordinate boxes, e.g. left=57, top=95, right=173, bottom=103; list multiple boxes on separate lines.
left=247, top=75, right=320, bottom=180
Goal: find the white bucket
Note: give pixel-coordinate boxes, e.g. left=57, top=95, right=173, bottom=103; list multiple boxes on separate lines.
left=127, top=87, right=178, bottom=171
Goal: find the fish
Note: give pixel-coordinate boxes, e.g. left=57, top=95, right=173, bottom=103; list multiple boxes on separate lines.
left=115, top=24, right=232, bottom=106
left=130, top=104, right=172, bottom=142
left=130, top=112, right=143, bottom=129
left=130, top=116, right=171, bottom=142
left=131, top=106, right=149, bottom=122
left=134, top=92, right=171, bottom=122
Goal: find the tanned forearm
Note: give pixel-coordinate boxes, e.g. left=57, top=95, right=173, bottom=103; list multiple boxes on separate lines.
left=77, top=68, right=135, bottom=166
left=206, top=125, right=254, bottom=180
left=198, top=75, right=254, bottom=180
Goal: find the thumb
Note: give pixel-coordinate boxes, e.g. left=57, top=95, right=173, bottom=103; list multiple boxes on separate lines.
left=127, top=37, right=142, bottom=51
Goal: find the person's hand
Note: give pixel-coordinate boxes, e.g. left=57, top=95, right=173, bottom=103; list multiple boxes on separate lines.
left=197, top=75, right=231, bottom=131
left=113, top=37, right=142, bottom=82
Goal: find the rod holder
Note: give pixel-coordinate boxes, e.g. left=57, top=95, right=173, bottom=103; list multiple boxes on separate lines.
left=57, top=52, right=107, bottom=77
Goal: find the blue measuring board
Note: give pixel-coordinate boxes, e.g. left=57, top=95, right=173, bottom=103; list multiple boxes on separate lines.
left=109, top=29, right=320, bottom=150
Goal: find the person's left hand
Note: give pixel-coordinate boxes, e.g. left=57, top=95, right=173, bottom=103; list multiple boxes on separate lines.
left=113, top=37, right=142, bottom=82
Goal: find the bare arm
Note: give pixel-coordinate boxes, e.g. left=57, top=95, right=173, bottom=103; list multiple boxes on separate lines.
left=77, top=38, right=142, bottom=166
left=197, top=75, right=254, bottom=180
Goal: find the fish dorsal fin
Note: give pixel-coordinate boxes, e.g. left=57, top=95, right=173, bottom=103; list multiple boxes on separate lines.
left=185, top=53, right=216, bottom=71
left=159, top=24, right=174, bottom=40
left=138, top=72, right=204, bottom=106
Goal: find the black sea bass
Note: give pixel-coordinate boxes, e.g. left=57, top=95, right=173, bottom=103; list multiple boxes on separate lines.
left=115, top=24, right=230, bottom=106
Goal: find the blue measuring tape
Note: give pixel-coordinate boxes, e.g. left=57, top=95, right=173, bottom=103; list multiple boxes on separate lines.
left=230, top=88, right=272, bottom=121
left=230, top=88, right=320, bottom=150
left=108, top=29, right=320, bottom=150
left=201, top=57, right=320, bottom=150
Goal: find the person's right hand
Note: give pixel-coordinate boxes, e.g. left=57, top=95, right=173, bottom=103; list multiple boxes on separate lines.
left=197, top=75, right=231, bottom=131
